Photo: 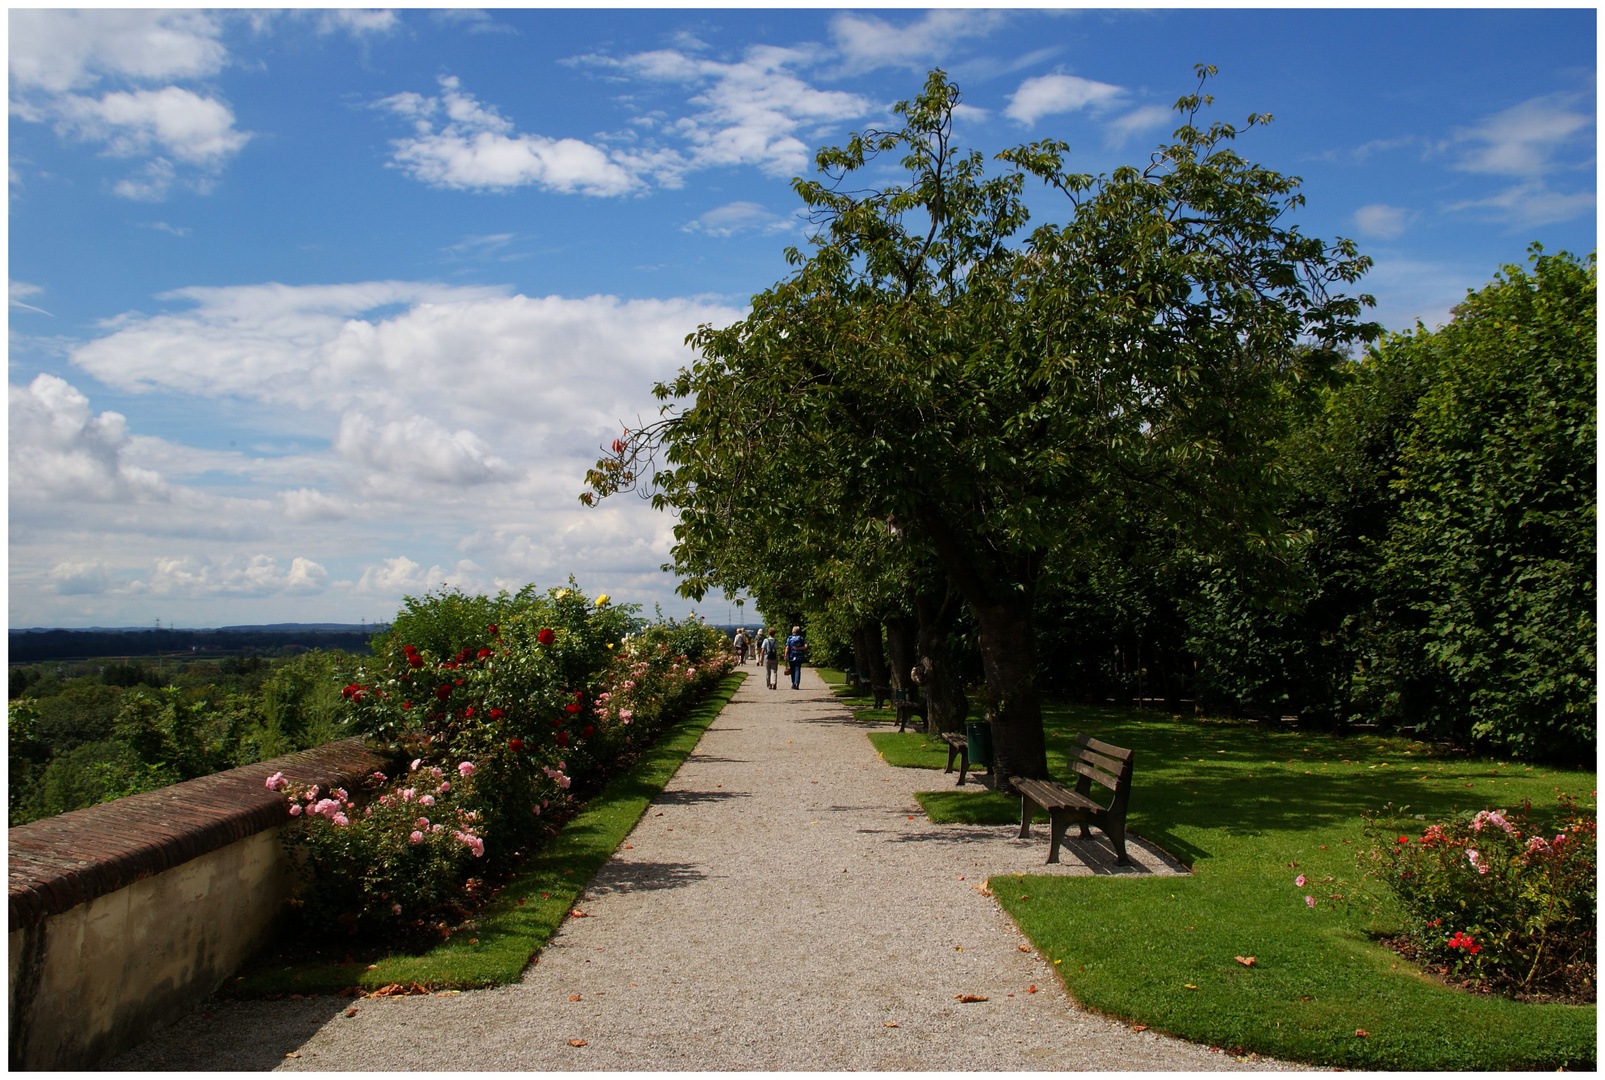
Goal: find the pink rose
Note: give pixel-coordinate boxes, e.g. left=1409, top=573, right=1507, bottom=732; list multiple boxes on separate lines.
left=432, top=823, right=444, bottom=833
left=416, top=817, right=430, bottom=829
left=438, top=781, right=451, bottom=794
left=1295, top=875, right=1306, bottom=887
left=411, top=758, right=422, bottom=771
left=392, top=903, right=402, bottom=915
left=332, top=812, right=350, bottom=827
left=410, top=831, right=425, bottom=844
left=458, top=761, right=475, bottom=777
left=288, top=804, right=302, bottom=816
left=420, top=794, right=435, bottom=807
left=265, top=771, right=286, bottom=791
left=1305, top=895, right=1315, bottom=909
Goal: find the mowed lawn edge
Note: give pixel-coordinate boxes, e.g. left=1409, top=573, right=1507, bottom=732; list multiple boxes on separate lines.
left=868, top=703, right=1595, bottom=1071
left=232, top=671, right=747, bottom=996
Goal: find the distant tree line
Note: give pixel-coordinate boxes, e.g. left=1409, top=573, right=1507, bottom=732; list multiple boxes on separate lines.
left=7, top=626, right=377, bottom=664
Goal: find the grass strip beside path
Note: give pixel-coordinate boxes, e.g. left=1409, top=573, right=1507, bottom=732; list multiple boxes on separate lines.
left=234, top=672, right=746, bottom=996
left=874, top=704, right=1595, bottom=1070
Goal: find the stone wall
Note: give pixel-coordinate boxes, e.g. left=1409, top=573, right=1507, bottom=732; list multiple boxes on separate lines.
left=8, top=739, right=395, bottom=1070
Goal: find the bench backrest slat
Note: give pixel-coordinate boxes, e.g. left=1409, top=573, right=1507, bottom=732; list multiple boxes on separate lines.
left=1079, top=734, right=1133, bottom=762
left=1071, top=758, right=1121, bottom=792
left=1077, top=745, right=1127, bottom=777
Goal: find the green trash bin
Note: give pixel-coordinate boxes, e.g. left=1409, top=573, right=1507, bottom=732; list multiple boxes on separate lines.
left=965, top=719, right=994, bottom=768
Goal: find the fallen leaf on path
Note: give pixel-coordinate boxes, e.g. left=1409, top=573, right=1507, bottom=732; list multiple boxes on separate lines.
left=1234, top=956, right=1256, bottom=967
left=570, top=911, right=589, bottom=918
left=569, top=994, right=582, bottom=1001
left=884, top=1022, right=899, bottom=1027
left=284, top=1053, right=301, bottom=1059
left=1027, top=986, right=1038, bottom=994
left=288, top=994, right=303, bottom=1001
left=1018, top=945, right=1030, bottom=952
left=344, top=1008, right=358, bottom=1018
left=569, top=1039, right=588, bottom=1047
left=1131, top=1025, right=1150, bottom=1032
left=954, top=994, right=989, bottom=1003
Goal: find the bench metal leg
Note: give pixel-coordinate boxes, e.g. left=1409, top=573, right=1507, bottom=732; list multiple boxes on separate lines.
left=956, top=748, right=970, bottom=786
left=1018, top=795, right=1038, bottom=839
left=944, top=744, right=959, bottom=774
left=1107, top=821, right=1129, bottom=865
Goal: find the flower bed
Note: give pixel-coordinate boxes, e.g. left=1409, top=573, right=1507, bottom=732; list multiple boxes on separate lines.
left=1360, top=797, right=1596, bottom=1002
left=270, top=584, right=733, bottom=937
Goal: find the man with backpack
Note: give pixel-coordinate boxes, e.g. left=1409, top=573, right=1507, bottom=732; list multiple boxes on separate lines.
left=784, top=625, right=808, bottom=690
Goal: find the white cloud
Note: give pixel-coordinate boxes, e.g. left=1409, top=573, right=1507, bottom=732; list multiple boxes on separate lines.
left=352, top=555, right=487, bottom=598
left=380, top=76, right=638, bottom=195
left=584, top=46, right=871, bottom=181
left=1353, top=204, right=1410, bottom=240
left=10, top=373, right=169, bottom=503
left=316, top=10, right=399, bottom=37
left=683, top=201, right=791, bottom=237
left=1105, top=104, right=1172, bottom=149
left=137, top=220, right=192, bottom=237
left=1004, top=73, right=1126, bottom=126
left=49, top=559, right=115, bottom=596
left=277, top=487, right=350, bottom=524
left=1452, top=92, right=1593, bottom=179
left=828, top=11, right=1007, bottom=74
left=9, top=10, right=227, bottom=93
left=333, top=411, right=516, bottom=486
left=10, top=281, right=52, bottom=316
left=131, top=553, right=331, bottom=598
left=10, top=11, right=247, bottom=199
left=1445, top=183, right=1597, bottom=229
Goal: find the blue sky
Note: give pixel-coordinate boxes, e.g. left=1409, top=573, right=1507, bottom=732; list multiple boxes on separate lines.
left=9, top=7, right=1597, bottom=628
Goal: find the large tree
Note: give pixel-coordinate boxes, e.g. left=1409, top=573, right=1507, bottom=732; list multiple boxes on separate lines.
left=588, top=68, right=1378, bottom=791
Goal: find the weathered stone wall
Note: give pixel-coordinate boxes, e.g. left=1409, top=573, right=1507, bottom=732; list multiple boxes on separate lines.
left=8, top=739, right=394, bottom=1070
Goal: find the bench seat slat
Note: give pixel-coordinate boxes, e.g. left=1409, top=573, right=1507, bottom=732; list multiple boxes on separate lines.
left=1013, top=778, right=1101, bottom=813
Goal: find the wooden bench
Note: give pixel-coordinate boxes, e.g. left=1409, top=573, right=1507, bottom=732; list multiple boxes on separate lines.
left=893, top=687, right=925, bottom=732
left=941, top=732, right=988, bottom=787
left=1015, top=734, right=1134, bottom=864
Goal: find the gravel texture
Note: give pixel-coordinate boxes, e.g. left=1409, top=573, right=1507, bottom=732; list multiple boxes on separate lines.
left=109, top=668, right=1288, bottom=1071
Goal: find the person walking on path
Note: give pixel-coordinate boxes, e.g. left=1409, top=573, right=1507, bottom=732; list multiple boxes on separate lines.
left=785, top=625, right=808, bottom=689
left=760, top=629, right=780, bottom=688
left=733, top=627, right=749, bottom=665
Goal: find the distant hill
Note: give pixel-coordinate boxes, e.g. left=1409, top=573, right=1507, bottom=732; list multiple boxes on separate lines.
left=7, top=624, right=388, bottom=664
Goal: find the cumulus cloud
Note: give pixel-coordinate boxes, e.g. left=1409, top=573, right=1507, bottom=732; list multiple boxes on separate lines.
left=10, top=10, right=247, bottom=199
left=316, top=10, right=399, bottom=37
left=1005, top=73, right=1125, bottom=126
left=682, top=201, right=791, bottom=237
left=351, top=555, right=488, bottom=598
left=10, top=373, right=168, bottom=503
left=9, top=10, right=227, bottom=93
left=130, top=553, right=331, bottom=598
left=379, top=76, right=638, bottom=195
left=1353, top=204, right=1410, bottom=240
left=828, top=10, right=1007, bottom=74
left=49, top=559, right=115, bottom=596
left=334, top=411, right=516, bottom=486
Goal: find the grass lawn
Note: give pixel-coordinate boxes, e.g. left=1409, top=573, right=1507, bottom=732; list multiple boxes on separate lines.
left=231, top=672, right=746, bottom=996
left=871, top=704, right=1596, bottom=1070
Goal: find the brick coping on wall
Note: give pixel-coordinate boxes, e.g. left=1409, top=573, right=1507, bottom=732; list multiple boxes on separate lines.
left=8, top=738, right=397, bottom=933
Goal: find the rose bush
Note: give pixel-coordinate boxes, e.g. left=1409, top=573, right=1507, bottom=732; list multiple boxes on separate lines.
left=276, top=584, right=734, bottom=936
left=1359, top=796, right=1596, bottom=999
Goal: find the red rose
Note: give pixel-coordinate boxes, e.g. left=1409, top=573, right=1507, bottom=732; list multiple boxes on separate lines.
left=408, top=655, right=424, bottom=669
left=488, top=624, right=499, bottom=635
left=455, top=679, right=465, bottom=687
left=565, top=703, right=580, bottom=714
left=436, top=685, right=452, bottom=701
left=509, top=738, right=524, bottom=753
left=477, top=648, right=491, bottom=660
left=537, top=628, right=555, bottom=645
left=403, top=644, right=417, bottom=655
left=489, top=707, right=504, bottom=720
left=402, top=702, right=411, bottom=710
left=464, top=706, right=475, bottom=718
left=555, top=731, right=570, bottom=748
left=581, top=725, right=594, bottom=739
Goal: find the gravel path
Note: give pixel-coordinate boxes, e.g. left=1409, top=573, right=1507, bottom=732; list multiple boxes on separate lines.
left=112, top=668, right=1286, bottom=1071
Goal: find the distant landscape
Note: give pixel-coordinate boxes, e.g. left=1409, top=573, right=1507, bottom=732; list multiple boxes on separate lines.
left=7, top=624, right=386, bottom=664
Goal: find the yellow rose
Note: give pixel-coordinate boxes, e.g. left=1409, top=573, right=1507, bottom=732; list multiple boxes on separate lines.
left=596, top=594, right=610, bottom=606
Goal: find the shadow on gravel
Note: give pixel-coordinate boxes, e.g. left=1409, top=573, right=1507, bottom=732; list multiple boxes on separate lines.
left=105, top=996, right=350, bottom=1071
left=652, top=788, right=752, bottom=806
left=684, top=753, right=751, bottom=764
left=864, top=828, right=1184, bottom=876
left=789, top=712, right=883, bottom=727
left=589, top=860, right=709, bottom=894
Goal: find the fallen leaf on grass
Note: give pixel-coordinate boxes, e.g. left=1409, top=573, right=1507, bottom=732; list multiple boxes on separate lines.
left=954, top=994, right=989, bottom=1003
left=1018, top=894, right=1029, bottom=900
left=569, top=1039, right=588, bottom=1047
left=1234, top=956, right=1256, bottom=967
left=1355, top=1029, right=1370, bottom=1038
left=1183, top=984, right=1198, bottom=990
left=569, top=994, right=582, bottom=1002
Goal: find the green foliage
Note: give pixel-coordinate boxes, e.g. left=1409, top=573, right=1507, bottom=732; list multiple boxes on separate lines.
left=1359, top=799, right=1595, bottom=997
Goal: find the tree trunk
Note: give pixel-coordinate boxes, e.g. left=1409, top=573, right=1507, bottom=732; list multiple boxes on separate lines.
left=913, top=591, right=969, bottom=735
left=848, top=629, right=867, bottom=692
left=971, top=588, right=1049, bottom=794
left=884, top=615, right=918, bottom=694
left=857, top=622, right=891, bottom=706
